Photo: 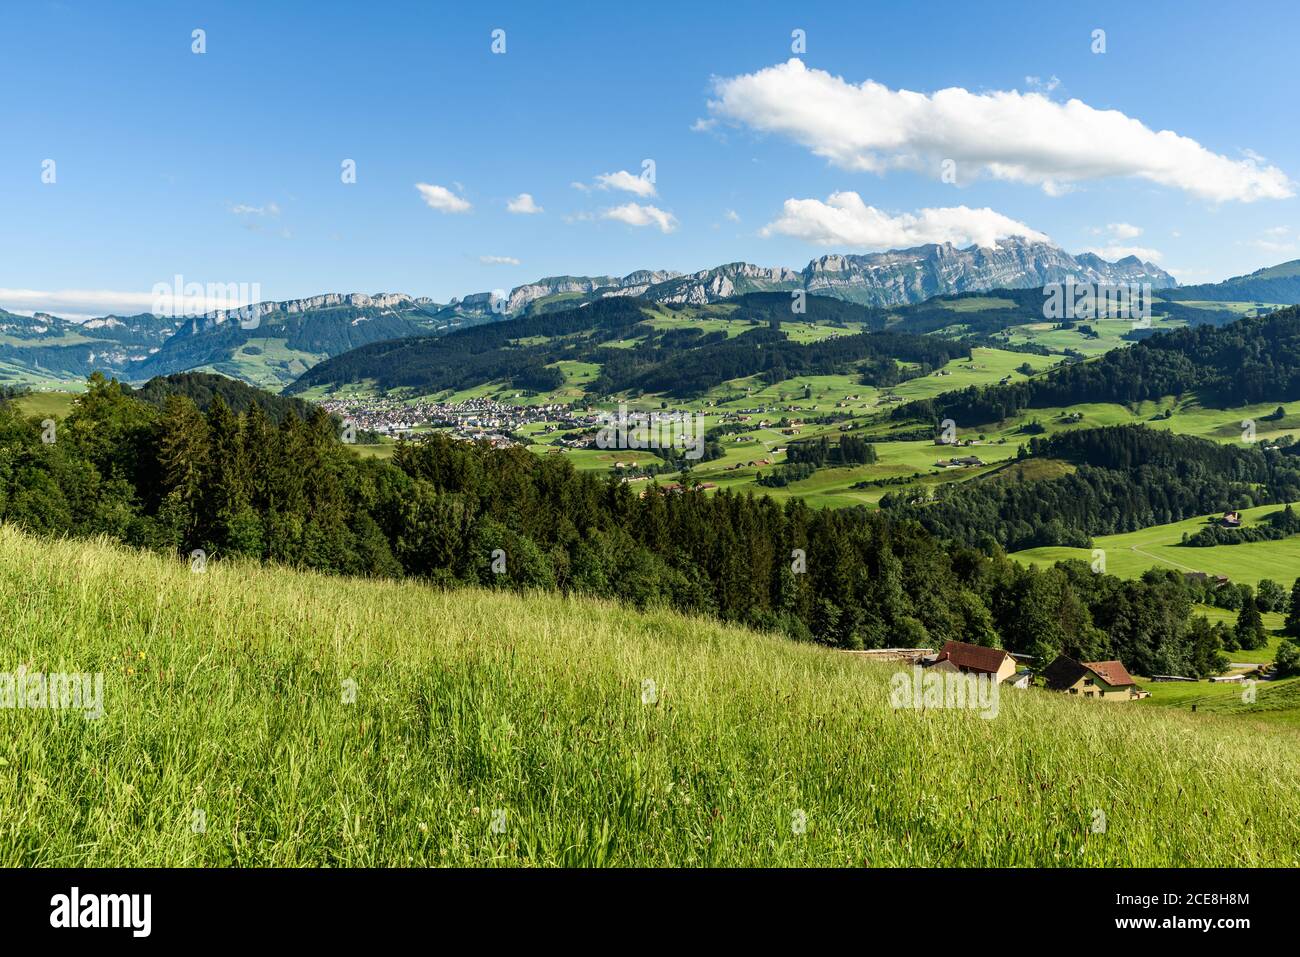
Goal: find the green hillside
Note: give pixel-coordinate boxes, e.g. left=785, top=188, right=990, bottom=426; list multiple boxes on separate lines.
left=1013, top=504, right=1300, bottom=587
left=1, top=524, right=1297, bottom=867
left=1164, top=259, right=1300, bottom=304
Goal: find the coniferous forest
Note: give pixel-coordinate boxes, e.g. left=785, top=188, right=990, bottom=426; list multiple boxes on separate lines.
left=893, top=308, right=1300, bottom=426
left=0, top=374, right=1239, bottom=678
left=881, top=425, right=1300, bottom=549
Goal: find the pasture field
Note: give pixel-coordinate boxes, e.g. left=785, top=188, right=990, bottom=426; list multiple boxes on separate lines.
left=12, top=391, right=78, bottom=421
left=1012, top=504, right=1300, bottom=588
left=1138, top=676, right=1300, bottom=731
left=1, top=524, right=1297, bottom=867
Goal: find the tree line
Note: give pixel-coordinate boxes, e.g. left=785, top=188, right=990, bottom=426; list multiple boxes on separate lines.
left=880, top=425, right=1300, bottom=551
left=892, top=308, right=1300, bottom=426
left=0, top=375, right=1257, bottom=678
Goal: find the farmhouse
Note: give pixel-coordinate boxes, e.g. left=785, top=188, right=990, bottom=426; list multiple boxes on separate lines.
left=1040, top=655, right=1147, bottom=700
left=935, top=456, right=986, bottom=468
left=1006, top=669, right=1034, bottom=689
left=1221, top=510, right=1242, bottom=528
left=925, top=640, right=1018, bottom=684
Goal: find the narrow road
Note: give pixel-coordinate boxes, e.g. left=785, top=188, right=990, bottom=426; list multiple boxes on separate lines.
left=1129, top=544, right=1202, bottom=574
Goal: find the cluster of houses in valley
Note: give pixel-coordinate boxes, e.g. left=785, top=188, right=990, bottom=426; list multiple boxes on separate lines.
left=318, top=396, right=585, bottom=444
left=851, top=639, right=1151, bottom=701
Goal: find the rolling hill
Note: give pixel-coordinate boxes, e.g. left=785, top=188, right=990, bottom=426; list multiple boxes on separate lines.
left=1163, top=259, right=1300, bottom=305
left=0, top=308, right=182, bottom=384
left=130, top=293, right=445, bottom=389
left=285, top=294, right=985, bottom=398
left=1, top=522, right=1296, bottom=866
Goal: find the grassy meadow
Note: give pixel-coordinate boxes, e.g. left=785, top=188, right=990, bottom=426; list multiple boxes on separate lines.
left=1012, top=503, right=1300, bottom=587
left=1, top=523, right=1297, bottom=867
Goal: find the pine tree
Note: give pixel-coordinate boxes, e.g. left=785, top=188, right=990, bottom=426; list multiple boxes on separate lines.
left=1235, top=594, right=1267, bottom=651
left=1285, top=578, right=1300, bottom=637
left=154, top=395, right=210, bottom=548
left=203, top=395, right=250, bottom=551
left=242, top=401, right=277, bottom=512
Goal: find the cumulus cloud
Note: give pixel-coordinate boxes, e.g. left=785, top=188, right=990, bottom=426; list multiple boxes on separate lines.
left=506, top=193, right=543, bottom=214
left=760, top=192, right=1047, bottom=249
left=1105, top=222, right=1142, bottom=240
left=602, top=203, right=678, bottom=233
left=576, top=170, right=657, bottom=198
left=1082, top=224, right=1162, bottom=261
left=724, top=209, right=741, bottom=222
left=415, top=183, right=472, bottom=213
left=706, top=59, right=1292, bottom=202
left=479, top=255, right=521, bottom=265
left=1083, top=245, right=1164, bottom=263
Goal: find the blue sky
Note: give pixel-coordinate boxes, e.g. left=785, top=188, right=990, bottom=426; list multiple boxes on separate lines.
left=2, top=0, right=1299, bottom=317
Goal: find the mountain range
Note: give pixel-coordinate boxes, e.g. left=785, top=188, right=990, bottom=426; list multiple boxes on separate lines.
left=0, top=237, right=1214, bottom=391
left=445, top=237, right=1176, bottom=318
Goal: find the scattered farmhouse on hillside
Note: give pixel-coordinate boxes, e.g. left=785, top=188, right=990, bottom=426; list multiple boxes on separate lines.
left=1220, top=510, right=1242, bottom=528
left=1040, top=655, right=1148, bottom=700
left=1006, top=668, right=1034, bottom=689
left=926, top=640, right=1019, bottom=684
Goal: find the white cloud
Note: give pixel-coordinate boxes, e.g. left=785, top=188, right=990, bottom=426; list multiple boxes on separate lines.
left=230, top=202, right=280, bottom=216
left=1245, top=227, right=1298, bottom=255
left=724, top=209, right=741, bottom=222
left=1024, top=75, right=1061, bottom=93
left=759, top=192, right=1048, bottom=249
left=479, top=255, right=521, bottom=265
left=506, top=193, right=543, bottom=214
left=415, top=183, right=472, bottom=213
left=1080, top=223, right=1161, bottom=261
left=1249, top=239, right=1297, bottom=254
left=0, top=285, right=263, bottom=320
left=1083, top=245, right=1164, bottom=263
left=706, top=59, right=1292, bottom=202
left=584, top=170, right=657, bottom=198
left=601, top=203, right=678, bottom=233
left=0, top=287, right=158, bottom=317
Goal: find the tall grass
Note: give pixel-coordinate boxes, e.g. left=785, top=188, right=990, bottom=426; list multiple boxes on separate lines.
left=0, top=523, right=1296, bottom=866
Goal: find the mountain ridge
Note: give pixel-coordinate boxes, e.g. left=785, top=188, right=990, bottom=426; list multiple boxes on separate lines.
left=0, top=238, right=1180, bottom=389
left=456, top=237, right=1176, bottom=318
